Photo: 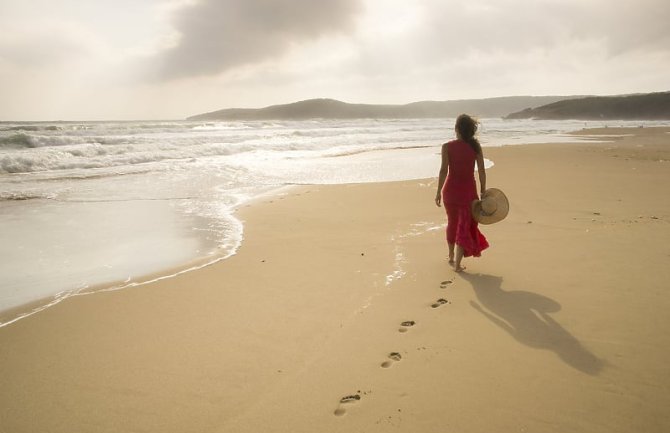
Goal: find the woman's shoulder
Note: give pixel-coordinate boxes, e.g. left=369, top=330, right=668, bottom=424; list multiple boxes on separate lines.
left=444, top=139, right=466, bottom=149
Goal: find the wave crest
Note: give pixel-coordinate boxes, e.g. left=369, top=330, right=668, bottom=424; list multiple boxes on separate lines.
left=0, top=133, right=38, bottom=149
left=0, top=191, right=55, bottom=201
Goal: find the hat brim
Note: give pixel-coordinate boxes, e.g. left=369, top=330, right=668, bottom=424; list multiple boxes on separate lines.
left=471, top=188, right=509, bottom=225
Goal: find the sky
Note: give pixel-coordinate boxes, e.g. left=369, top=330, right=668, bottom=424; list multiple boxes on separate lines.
left=0, top=0, right=668, bottom=120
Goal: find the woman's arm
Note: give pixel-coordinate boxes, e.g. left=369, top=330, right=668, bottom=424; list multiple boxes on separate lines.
left=435, top=143, right=449, bottom=207
left=475, top=150, right=487, bottom=197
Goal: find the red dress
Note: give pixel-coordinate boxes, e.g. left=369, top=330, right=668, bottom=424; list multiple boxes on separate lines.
left=442, top=139, right=489, bottom=257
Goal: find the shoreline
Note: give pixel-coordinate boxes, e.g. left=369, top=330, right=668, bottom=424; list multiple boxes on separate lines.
left=0, top=183, right=306, bottom=327
left=1, top=127, right=669, bottom=432
left=1, top=120, right=666, bottom=324
left=0, top=127, right=621, bottom=326
left=0, top=125, right=664, bottom=327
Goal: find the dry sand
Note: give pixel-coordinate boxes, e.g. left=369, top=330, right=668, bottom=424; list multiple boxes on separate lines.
left=1, top=127, right=669, bottom=433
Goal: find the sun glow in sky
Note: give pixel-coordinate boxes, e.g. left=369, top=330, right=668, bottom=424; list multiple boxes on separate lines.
left=1, top=0, right=668, bottom=120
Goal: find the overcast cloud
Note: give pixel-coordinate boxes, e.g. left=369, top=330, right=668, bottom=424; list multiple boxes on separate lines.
left=420, top=0, right=670, bottom=56
left=0, top=0, right=668, bottom=119
left=154, top=0, right=361, bottom=79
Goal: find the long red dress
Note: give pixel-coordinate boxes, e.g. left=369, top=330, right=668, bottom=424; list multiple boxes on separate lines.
left=442, top=139, right=489, bottom=257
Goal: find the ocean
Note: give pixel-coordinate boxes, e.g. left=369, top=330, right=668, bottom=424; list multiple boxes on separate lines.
left=1, top=117, right=667, bottom=325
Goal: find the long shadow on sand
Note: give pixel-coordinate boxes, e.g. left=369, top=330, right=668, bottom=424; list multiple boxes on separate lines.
left=460, top=272, right=604, bottom=375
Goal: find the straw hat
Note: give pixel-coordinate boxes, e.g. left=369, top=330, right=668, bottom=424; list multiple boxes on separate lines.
left=472, top=188, right=509, bottom=225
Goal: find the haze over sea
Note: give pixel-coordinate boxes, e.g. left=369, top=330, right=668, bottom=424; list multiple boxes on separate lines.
left=2, top=117, right=668, bottom=325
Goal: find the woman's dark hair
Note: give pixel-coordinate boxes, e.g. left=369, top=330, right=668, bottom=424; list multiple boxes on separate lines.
left=455, top=114, right=482, bottom=154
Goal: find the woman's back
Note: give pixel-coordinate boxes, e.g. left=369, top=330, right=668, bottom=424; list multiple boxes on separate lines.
left=444, top=139, right=477, bottom=205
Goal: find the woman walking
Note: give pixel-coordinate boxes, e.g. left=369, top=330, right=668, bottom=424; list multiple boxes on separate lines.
left=435, top=114, right=489, bottom=272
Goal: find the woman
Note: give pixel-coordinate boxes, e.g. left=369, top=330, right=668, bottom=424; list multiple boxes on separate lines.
left=435, top=114, right=489, bottom=272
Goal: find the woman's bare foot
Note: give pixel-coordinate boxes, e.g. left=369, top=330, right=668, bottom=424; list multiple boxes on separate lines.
left=454, top=245, right=465, bottom=272
left=448, top=243, right=455, bottom=265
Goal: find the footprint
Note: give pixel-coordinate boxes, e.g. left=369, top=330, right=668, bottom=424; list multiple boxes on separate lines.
left=334, top=394, right=361, bottom=416
left=381, top=352, right=403, bottom=368
left=431, top=298, right=450, bottom=308
left=398, top=320, right=416, bottom=333
left=440, top=280, right=453, bottom=289
left=340, top=394, right=361, bottom=403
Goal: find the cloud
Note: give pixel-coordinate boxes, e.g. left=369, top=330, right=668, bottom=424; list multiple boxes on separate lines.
left=0, top=0, right=668, bottom=119
left=592, top=0, right=670, bottom=55
left=153, top=0, right=362, bottom=80
left=337, top=0, right=670, bottom=100
left=416, top=0, right=670, bottom=58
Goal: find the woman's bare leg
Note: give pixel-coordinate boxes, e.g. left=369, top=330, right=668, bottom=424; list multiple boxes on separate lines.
left=448, top=242, right=455, bottom=264
left=454, top=245, right=466, bottom=272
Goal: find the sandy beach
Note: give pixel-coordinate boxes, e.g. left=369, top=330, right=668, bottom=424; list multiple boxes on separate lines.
left=1, top=127, right=669, bottom=433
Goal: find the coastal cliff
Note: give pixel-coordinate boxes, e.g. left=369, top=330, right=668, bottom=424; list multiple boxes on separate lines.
left=505, top=92, right=670, bottom=120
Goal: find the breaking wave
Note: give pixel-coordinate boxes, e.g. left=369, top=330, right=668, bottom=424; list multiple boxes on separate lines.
left=0, top=119, right=446, bottom=174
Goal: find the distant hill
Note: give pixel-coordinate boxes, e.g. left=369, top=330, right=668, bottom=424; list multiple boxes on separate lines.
left=505, top=92, right=670, bottom=120
left=187, top=96, right=571, bottom=121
